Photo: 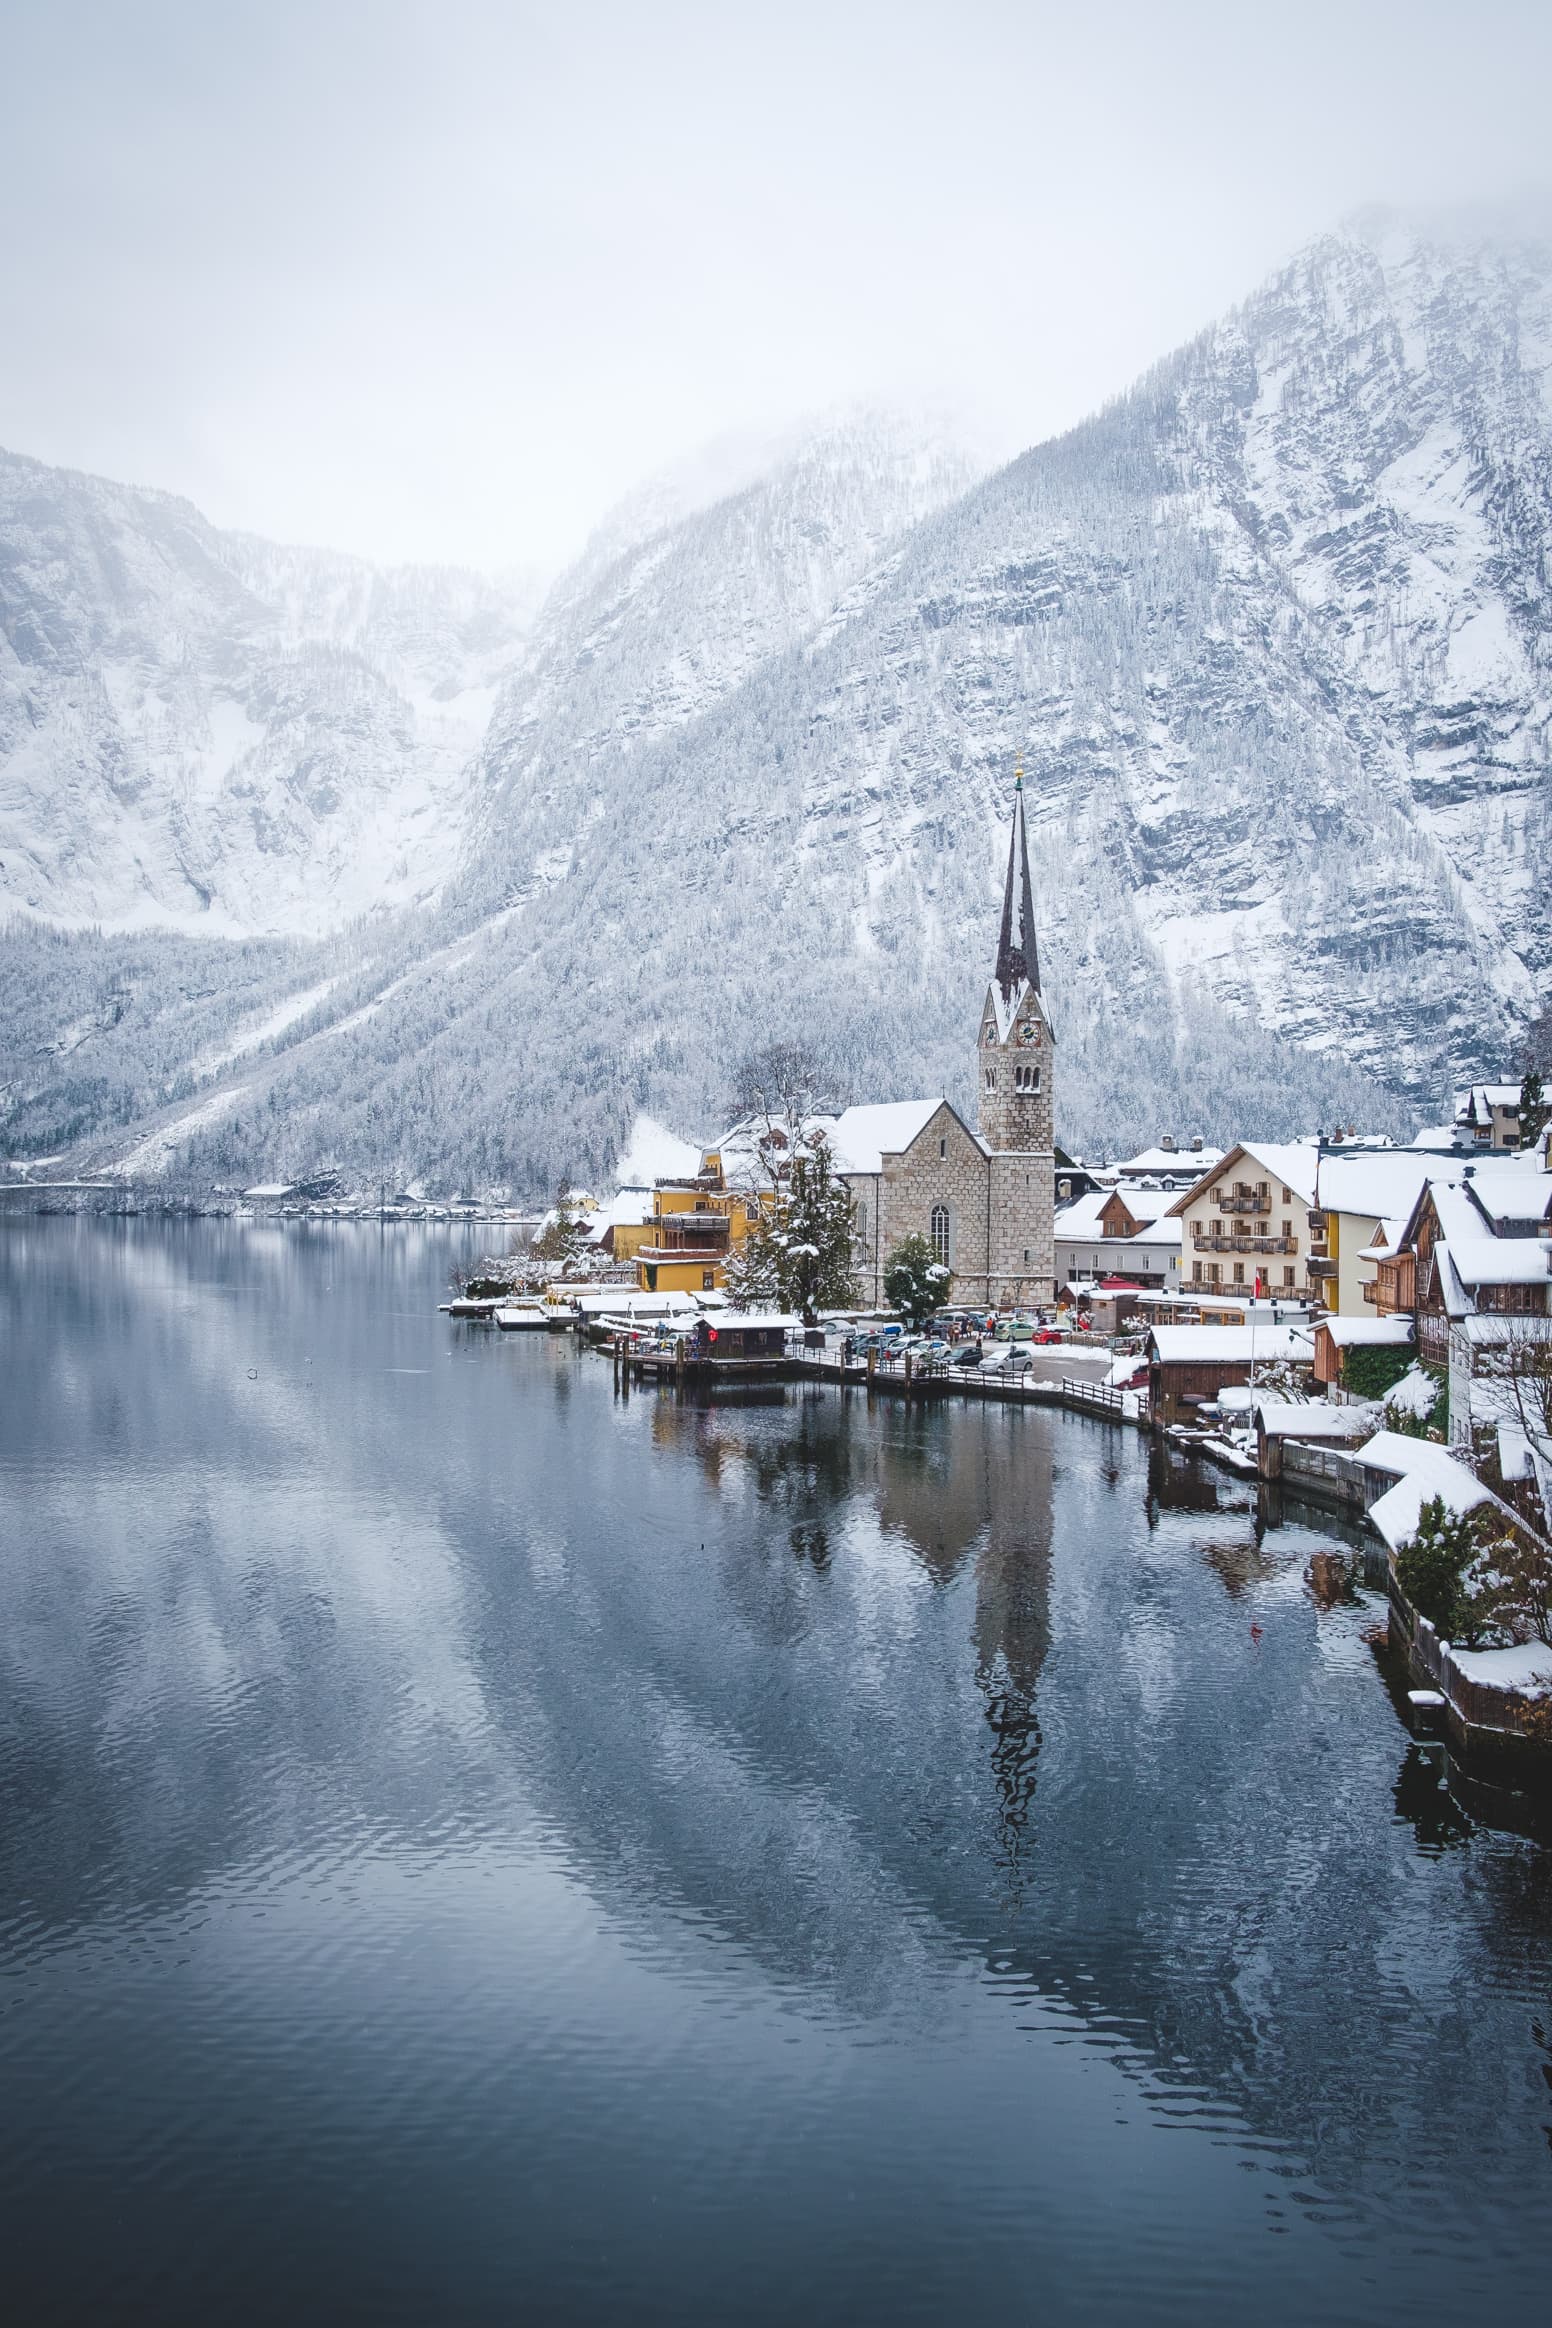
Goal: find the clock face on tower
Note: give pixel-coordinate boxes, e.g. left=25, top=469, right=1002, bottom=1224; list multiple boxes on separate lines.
left=1018, top=1021, right=1040, bottom=1047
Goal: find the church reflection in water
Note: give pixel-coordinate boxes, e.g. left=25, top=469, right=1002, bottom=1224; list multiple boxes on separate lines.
left=649, top=1382, right=1053, bottom=1882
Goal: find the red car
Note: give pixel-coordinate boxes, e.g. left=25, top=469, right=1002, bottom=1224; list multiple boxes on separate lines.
left=1032, top=1326, right=1066, bottom=1345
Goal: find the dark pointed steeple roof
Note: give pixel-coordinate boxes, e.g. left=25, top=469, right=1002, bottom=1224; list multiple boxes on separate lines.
left=994, top=771, right=1040, bottom=1004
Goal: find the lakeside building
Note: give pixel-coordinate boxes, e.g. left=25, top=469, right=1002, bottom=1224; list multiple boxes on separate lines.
left=633, top=1155, right=760, bottom=1294
left=1053, top=1183, right=1183, bottom=1293
left=1312, top=1149, right=1473, bottom=1315
left=1372, top=1159, right=1552, bottom=1465
left=1146, top=1319, right=1314, bottom=1425
left=1164, top=1142, right=1321, bottom=1299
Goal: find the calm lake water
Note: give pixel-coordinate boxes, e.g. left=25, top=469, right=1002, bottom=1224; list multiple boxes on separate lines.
left=1, top=1218, right=1549, bottom=2324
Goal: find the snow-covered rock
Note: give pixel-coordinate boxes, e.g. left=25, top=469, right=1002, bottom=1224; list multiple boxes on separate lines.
left=0, top=447, right=534, bottom=932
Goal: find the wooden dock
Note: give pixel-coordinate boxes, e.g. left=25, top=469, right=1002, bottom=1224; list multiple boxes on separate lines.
left=606, top=1331, right=1147, bottom=1425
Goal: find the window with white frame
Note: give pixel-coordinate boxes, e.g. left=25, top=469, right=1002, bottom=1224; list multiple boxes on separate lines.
left=930, top=1205, right=950, bottom=1268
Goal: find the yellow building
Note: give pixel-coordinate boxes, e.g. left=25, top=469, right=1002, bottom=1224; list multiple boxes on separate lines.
left=1312, top=1149, right=1467, bottom=1313
left=634, top=1150, right=761, bottom=1294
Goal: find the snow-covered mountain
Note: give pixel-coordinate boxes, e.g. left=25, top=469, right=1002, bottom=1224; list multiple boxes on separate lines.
left=3, top=216, right=1550, bottom=1190
left=456, top=408, right=989, bottom=915
left=0, top=448, right=535, bottom=933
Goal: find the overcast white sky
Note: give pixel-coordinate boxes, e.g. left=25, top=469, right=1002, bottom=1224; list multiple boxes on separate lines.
left=3, top=0, right=1549, bottom=573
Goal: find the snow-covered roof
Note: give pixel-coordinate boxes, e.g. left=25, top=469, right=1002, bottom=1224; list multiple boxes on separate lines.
left=1447, top=1235, right=1552, bottom=1288
left=1455, top=1084, right=1523, bottom=1116
left=1054, top=1190, right=1110, bottom=1237
left=588, top=1186, right=655, bottom=1237
left=829, top=1099, right=952, bottom=1174
left=1317, top=1150, right=1464, bottom=1223
left=1056, top=1188, right=1181, bottom=1240
left=713, top=1110, right=842, bottom=1179
left=1149, top=1323, right=1313, bottom=1364
left=1318, top=1315, right=1414, bottom=1347
left=1136, top=1291, right=1315, bottom=1316
left=571, top=1288, right=698, bottom=1315
left=1109, top=1185, right=1179, bottom=1223
left=1412, top=1124, right=1461, bottom=1150
left=706, top=1311, right=802, bottom=1330
left=1116, top=1145, right=1223, bottom=1177
left=1165, top=1141, right=1318, bottom=1216
left=1461, top=1160, right=1552, bottom=1227
left=1356, top=1432, right=1492, bottom=1552
left=1253, top=1400, right=1376, bottom=1439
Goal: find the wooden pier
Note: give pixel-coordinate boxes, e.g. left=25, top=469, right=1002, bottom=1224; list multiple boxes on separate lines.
left=607, top=1330, right=1147, bottom=1424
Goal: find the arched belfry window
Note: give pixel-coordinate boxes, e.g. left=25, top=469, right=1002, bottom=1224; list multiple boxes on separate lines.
left=930, top=1205, right=950, bottom=1268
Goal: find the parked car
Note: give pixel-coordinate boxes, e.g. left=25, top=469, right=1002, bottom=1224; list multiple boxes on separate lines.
left=1032, top=1326, right=1067, bottom=1345
left=980, top=1344, right=1035, bottom=1376
left=951, top=1343, right=985, bottom=1370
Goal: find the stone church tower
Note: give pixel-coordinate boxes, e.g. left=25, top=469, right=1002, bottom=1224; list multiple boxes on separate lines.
left=976, top=775, right=1056, bottom=1304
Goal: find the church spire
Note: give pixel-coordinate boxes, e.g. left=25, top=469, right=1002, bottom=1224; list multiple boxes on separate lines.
left=994, top=770, right=1040, bottom=1004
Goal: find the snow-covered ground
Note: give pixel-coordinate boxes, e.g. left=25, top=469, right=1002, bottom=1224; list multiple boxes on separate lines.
left=614, top=1114, right=703, bottom=1185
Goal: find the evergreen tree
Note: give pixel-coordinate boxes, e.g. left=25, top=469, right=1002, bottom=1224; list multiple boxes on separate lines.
left=1518, top=1065, right=1550, bottom=1149
left=882, top=1232, right=949, bottom=1327
left=727, top=1120, right=856, bottom=1324
left=532, top=1186, right=594, bottom=1273
left=1395, top=1495, right=1478, bottom=1640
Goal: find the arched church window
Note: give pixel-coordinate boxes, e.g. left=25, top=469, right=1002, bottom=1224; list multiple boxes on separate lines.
left=930, top=1205, right=950, bottom=1268
left=1015, top=1063, right=1042, bottom=1093
left=985, top=1068, right=996, bottom=1092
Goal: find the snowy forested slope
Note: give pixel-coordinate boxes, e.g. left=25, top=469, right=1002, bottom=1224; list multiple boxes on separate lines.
left=0, top=447, right=534, bottom=932
left=3, top=215, right=1550, bottom=1190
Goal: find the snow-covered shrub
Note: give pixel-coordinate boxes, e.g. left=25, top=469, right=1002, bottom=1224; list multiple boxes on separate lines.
left=1384, top=1364, right=1447, bottom=1440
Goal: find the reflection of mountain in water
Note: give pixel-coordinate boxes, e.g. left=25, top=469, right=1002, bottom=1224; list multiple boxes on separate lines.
left=4, top=1224, right=1552, bottom=2248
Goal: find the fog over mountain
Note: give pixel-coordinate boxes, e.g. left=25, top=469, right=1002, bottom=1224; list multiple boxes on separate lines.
left=2, top=212, right=1549, bottom=1191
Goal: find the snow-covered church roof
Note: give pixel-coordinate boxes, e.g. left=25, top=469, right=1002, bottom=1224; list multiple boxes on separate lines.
left=829, top=1099, right=947, bottom=1174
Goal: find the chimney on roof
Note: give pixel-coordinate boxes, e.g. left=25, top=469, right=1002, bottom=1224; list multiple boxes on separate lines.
left=1160, top=1133, right=1177, bottom=1152
left=1190, top=1134, right=1202, bottom=1151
